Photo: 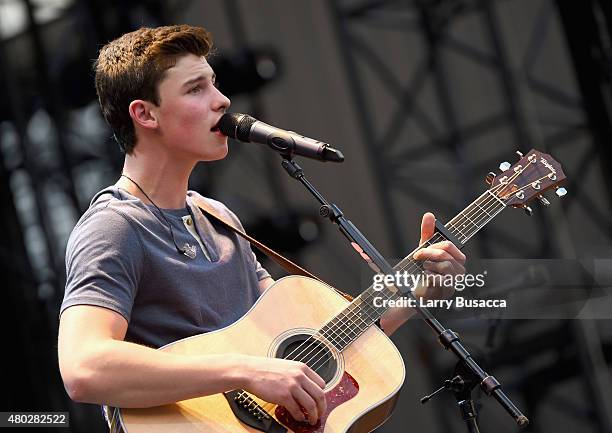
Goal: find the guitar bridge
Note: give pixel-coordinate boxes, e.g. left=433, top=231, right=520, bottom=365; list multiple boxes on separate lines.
left=223, top=390, right=287, bottom=433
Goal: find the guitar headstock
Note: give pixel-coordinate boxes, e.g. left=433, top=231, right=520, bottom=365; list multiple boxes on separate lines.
left=488, top=149, right=566, bottom=212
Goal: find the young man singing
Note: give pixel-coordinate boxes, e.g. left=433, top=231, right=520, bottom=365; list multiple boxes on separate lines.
left=58, top=25, right=466, bottom=426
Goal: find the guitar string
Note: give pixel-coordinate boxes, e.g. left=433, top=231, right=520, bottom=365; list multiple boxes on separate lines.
left=281, top=191, right=507, bottom=375
left=279, top=185, right=510, bottom=383
left=237, top=169, right=527, bottom=414
left=254, top=237, right=468, bottom=411
left=107, top=407, right=113, bottom=433
left=282, top=174, right=517, bottom=368
left=110, top=406, right=119, bottom=433
left=304, top=162, right=533, bottom=367
left=304, top=206, right=508, bottom=376
left=281, top=195, right=499, bottom=366
left=254, top=194, right=505, bottom=414
left=237, top=162, right=537, bottom=414
left=283, top=220, right=491, bottom=379
left=499, top=173, right=556, bottom=199
left=236, top=392, right=270, bottom=418
left=300, top=162, right=535, bottom=372
left=302, top=194, right=507, bottom=373
left=286, top=163, right=533, bottom=376
left=110, top=407, right=117, bottom=433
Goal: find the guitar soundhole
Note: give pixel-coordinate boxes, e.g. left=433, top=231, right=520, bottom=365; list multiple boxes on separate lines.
left=275, top=334, right=337, bottom=384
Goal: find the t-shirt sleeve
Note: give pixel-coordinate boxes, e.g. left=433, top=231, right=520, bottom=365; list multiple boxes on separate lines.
left=60, top=206, right=144, bottom=321
left=251, top=251, right=272, bottom=282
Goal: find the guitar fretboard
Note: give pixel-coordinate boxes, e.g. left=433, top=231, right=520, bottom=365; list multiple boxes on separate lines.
left=314, top=189, right=506, bottom=353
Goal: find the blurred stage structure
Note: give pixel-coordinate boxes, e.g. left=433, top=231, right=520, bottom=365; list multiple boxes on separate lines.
left=1, top=1, right=612, bottom=432
left=330, top=1, right=612, bottom=432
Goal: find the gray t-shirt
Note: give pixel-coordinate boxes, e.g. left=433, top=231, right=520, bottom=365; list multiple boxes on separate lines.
left=61, top=186, right=270, bottom=348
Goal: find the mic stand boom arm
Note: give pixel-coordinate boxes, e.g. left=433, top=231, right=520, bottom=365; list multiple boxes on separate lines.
left=280, top=157, right=529, bottom=430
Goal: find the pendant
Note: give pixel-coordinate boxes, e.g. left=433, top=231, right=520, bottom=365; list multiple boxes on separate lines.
left=182, top=243, right=197, bottom=259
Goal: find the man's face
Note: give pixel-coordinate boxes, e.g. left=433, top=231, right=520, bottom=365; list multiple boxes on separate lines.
left=152, top=54, right=231, bottom=161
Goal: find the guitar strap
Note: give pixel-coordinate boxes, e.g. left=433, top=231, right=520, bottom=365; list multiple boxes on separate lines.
left=190, top=195, right=354, bottom=302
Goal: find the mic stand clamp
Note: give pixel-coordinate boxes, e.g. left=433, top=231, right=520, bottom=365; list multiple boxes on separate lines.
left=421, top=361, right=482, bottom=433
left=280, top=157, right=529, bottom=429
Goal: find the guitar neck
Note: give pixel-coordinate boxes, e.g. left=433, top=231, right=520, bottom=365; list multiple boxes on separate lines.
left=318, top=189, right=507, bottom=352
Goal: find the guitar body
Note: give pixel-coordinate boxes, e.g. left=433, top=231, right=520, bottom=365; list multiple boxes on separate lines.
left=118, top=276, right=405, bottom=433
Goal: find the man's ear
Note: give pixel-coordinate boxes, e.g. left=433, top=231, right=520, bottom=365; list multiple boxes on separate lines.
left=128, top=100, right=158, bottom=130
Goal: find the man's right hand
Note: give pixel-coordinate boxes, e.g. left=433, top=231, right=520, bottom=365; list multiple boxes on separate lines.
left=241, top=356, right=327, bottom=425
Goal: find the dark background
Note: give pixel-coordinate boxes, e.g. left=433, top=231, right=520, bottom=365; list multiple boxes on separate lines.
left=2, top=0, right=612, bottom=432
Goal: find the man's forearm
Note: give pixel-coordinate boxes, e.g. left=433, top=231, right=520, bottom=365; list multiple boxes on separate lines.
left=380, top=305, right=416, bottom=336
left=63, top=339, right=250, bottom=408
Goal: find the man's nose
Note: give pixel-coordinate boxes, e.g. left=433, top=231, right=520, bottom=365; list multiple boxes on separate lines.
left=213, top=87, right=231, bottom=111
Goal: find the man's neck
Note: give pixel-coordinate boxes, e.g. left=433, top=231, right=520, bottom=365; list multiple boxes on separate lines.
left=117, top=147, right=196, bottom=210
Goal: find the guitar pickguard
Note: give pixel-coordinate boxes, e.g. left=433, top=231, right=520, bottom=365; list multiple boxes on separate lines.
left=275, top=371, right=360, bottom=433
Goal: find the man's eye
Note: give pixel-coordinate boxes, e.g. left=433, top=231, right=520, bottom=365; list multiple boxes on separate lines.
left=189, top=85, right=201, bottom=94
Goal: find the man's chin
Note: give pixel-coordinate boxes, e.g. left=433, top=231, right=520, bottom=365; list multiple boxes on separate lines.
left=200, top=143, right=228, bottom=162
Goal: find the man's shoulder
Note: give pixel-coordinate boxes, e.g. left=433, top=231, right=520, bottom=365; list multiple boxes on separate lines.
left=71, top=186, right=150, bottom=238
left=88, top=185, right=148, bottom=215
left=187, top=191, right=243, bottom=227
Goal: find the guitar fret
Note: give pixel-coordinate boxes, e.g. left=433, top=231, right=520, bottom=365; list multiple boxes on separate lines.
left=322, top=289, right=397, bottom=352
left=346, top=304, right=370, bottom=330
left=487, top=189, right=506, bottom=206
left=452, top=225, right=468, bottom=241
left=448, top=191, right=505, bottom=242
left=456, top=211, right=478, bottom=238
left=474, top=201, right=492, bottom=217
left=324, top=318, right=353, bottom=347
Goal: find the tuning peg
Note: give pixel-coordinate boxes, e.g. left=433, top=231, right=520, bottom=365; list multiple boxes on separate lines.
left=516, top=151, right=523, bottom=158
left=499, top=161, right=511, bottom=171
left=523, top=205, right=533, bottom=216
left=538, top=195, right=550, bottom=206
left=485, top=172, right=496, bottom=185
left=555, top=187, right=567, bottom=198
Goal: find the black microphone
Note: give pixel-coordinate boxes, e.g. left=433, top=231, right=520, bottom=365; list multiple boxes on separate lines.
left=217, top=113, right=345, bottom=162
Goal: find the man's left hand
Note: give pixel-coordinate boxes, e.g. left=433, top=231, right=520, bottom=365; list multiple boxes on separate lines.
left=412, top=212, right=466, bottom=299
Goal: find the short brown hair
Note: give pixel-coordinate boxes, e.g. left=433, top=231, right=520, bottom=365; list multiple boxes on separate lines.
left=94, top=25, right=213, bottom=154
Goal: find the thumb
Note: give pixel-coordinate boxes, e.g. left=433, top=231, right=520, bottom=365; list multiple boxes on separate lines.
left=420, top=212, right=436, bottom=245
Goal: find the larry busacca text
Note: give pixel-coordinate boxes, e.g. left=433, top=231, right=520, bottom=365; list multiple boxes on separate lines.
left=370, top=270, right=507, bottom=309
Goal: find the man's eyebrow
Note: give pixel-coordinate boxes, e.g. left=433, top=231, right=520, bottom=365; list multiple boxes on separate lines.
left=182, top=73, right=216, bottom=87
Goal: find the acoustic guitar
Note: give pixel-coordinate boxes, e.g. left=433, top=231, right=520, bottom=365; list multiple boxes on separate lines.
left=110, top=150, right=566, bottom=433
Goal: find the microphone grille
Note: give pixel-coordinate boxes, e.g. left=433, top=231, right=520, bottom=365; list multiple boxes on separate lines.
left=218, top=113, right=256, bottom=142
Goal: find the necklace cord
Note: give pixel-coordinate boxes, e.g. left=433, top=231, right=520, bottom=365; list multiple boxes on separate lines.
left=120, top=174, right=186, bottom=255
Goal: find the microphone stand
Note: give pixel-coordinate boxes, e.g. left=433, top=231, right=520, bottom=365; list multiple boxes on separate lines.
left=421, top=361, right=483, bottom=433
left=280, top=157, right=529, bottom=431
